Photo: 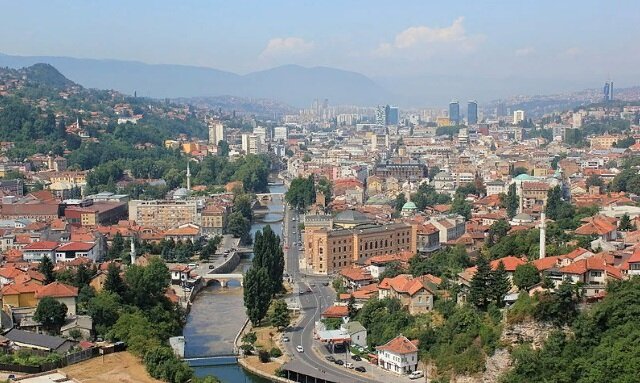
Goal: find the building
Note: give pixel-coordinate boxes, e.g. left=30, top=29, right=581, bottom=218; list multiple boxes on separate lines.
left=273, top=126, right=288, bottom=141
left=0, top=179, right=24, bottom=197
left=513, top=110, right=525, bottom=124
left=449, top=101, right=460, bottom=125
left=341, top=321, right=367, bottom=348
left=128, top=199, right=199, bottom=230
left=429, top=215, right=466, bottom=244
left=54, top=242, right=98, bottom=263
left=378, top=274, right=440, bottom=314
left=241, top=134, right=263, bottom=155
left=385, top=105, right=399, bottom=126
left=35, top=282, right=79, bottom=316
left=3, top=328, right=76, bottom=353
left=22, top=241, right=59, bottom=262
left=208, top=121, right=225, bottom=145
left=376, top=335, right=419, bottom=375
left=373, top=159, right=427, bottom=182
left=201, top=205, right=227, bottom=235
left=303, top=223, right=414, bottom=274
left=467, top=100, right=478, bottom=125
left=64, top=202, right=127, bottom=226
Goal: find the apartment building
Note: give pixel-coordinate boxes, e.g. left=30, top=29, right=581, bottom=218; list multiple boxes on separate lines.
left=128, top=199, right=199, bottom=230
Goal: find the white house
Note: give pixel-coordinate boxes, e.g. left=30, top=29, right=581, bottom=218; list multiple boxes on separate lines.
left=341, top=321, right=367, bottom=348
left=376, top=335, right=419, bottom=375
left=54, top=242, right=98, bottom=263
left=35, top=282, right=79, bottom=316
left=22, top=241, right=59, bottom=262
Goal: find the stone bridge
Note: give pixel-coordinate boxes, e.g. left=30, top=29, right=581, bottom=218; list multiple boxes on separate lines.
left=204, top=273, right=244, bottom=287
left=255, top=192, right=284, bottom=202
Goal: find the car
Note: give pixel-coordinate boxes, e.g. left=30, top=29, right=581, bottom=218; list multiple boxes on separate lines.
left=335, top=359, right=344, bottom=365
left=409, top=370, right=425, bottom=379
left=298, top=290, right=305, bottom=295
left=325, top=355, right=335, bottom=362
left=282, top=336, right=290, bottom=342
left=209, top=265, right=215, bottom=269
left=296, top=345, right=304, bottom=353
left=355, top=366, right=366, bottom=373
left=351, top=355, right=361, bottom=361
left=345, top=362, right=354, bottom=369
left=298, top=247, right=303, bottom=251
left=292, top=217, right=296, bottom=221
left=357, top=346, right=365, bottom=353
left=187, top=263, right=197, bottom=268
left=322, top=282, right=329, bottom=286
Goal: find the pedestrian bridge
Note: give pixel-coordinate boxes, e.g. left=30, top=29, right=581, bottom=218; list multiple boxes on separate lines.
left=204, top=273, right=244, bottom=287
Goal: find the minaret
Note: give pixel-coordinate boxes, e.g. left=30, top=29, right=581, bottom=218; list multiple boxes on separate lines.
left=518, top=188, right=524, bottom=214
left=186, top=162, right=191, bottom=193
left=539, top=212, right=546, bottom=259
left=130, top=236, right=137, bottom=265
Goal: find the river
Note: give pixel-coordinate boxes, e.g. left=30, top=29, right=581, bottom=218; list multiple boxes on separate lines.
left=185, top=184, right=286, bottom=382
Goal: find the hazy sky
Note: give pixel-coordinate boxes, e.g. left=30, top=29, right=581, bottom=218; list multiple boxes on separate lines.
left=1, top=0, right=639, bottom=99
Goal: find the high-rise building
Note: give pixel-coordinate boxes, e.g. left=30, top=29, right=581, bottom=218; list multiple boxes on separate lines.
left=241, top=134, right=263, bottom=155
left=253, top=126, right=268, bottom=145
left=467, top=101, right=478, bottom=125
left=496, top=102, right=507, bottom=117
left=273, top=126, right=288, bottom=141
left=208, top=121, right=225, bottom=145
left=604, top=81, right=614, bottom=102
left=449, top=101, right=460, bottom=125
left=376, top=106, right=385, bottom=126
left=385, top=105, right=399, bottom=126
left=513, top=110, right=525, bottom=124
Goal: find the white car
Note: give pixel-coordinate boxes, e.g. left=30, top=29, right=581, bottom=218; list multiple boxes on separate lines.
left=409, top=370, right=424, bottom=379
left=344, top=362, right=354, bottom=369
left=296, top=345, right=304, bottom=353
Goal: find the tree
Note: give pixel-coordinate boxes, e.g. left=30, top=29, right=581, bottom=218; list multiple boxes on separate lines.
left=75, top=264, right=93, bottom=288
left=252, top=225, right=285, bottom=296
left=269, top=299, right=290, bottom=330
left=39, top=256, right=55, bottom=284
left=226, top=212, right=250, bottom=243
left=545, top=186, right=574, bottom=221
left=487, top=219, right=511, bottom=247
left=87, top=291, right=121, bottom=336
left=490, top=261, right=511, bottom=307
left=285, top=176, right=315, bottom=210
left=108, top=232, right=125, bottom=259
left=200, top=236, right=222, bottom=260
left=394, top=192, right=407, bottom=212
left=469, top=256, right=492, bottom=310
left=124, top=257, right=170, bottom=308
left=534, top=280, right=578, bottom=327
left=451, top=192, right=471, bottom=220
left=513, top=263, right=541, bottom=291
left=379, top=261, right=404, bottom=279
left=511, top=166, right=529, bottom=177
left=34, top=297, right=68, bottom=334
left=234, top=193, right=253, bottom=221
left=347, top=295, right=357, bottom=319
left=104, top=262, right=126, bottom=297
left=618, top=213, right=635, bottom=231
left=243, top=266, right=272, bottom=326
left=217, top=140, right=229, bottom=157
left=585, top=174, right=604, bottom=190
left=503, top=183, right=519, bottom=219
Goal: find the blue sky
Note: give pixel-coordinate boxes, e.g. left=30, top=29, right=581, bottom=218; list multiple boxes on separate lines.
left=1, top=0, right=639, bottom=99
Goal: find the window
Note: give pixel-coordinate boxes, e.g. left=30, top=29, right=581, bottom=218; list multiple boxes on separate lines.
left=591, top=271, right=602, bottom=277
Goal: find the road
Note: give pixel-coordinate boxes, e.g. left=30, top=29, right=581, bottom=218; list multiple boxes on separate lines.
left=281, top=204, right=382, bottom=383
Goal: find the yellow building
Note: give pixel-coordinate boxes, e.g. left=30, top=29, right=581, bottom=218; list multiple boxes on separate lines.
left=1, top=283, right=39, bottom=308
left=436, top=117, right=451, bottom=127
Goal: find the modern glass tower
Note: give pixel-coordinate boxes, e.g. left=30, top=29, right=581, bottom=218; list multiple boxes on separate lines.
left=467, top=100, right=478, bottom=125
left=449, top=101, right=460, bottom=125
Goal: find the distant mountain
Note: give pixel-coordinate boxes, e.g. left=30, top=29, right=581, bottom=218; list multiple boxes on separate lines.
left=0, top=53, right=391, bottom=107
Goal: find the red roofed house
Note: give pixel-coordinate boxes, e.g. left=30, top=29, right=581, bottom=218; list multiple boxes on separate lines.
left=339, top=267, right=374, bottom=289
left=54, top=242, right=98, bottom=263
left=376, top=335, right=419, bottom=375
left=35, top=281, right=79, bottom=315
left=321, top=305, right=349, bottom=320
left=22, top=241, right=59, bottom=262
left=559, top=255, right=623, bottom=297
left=489, top=256, right=527, bottom=280
left=574, top=216, right=618, bottom=242
left=621, top=249, right=640, bottom=276
left=378, top=274, right=440, bottom=314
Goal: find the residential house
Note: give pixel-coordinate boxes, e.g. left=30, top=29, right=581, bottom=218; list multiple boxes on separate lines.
left=575, top=216, right=618, bottom=242
left=339, top=267, right=374, bottom=289
left=341, top=321, right=367, bottom=348
left=0, top=283, right=39, bottom=308
left=4, top=328, right=76, bottom=353
left=169, top=265, right=193, bottom=285
left=321, top=305, right=349, bottom=321
left=378, top=274, right=440, bottom=314
left=414, top=223, right=441, bottom=254
left=22, top=241, right=58, bottom=262
left=54, top=242, right=98, bottom=263
left=559, top=255, right=623, bottom=297
left=162, top=223, right=201, bottom=243
left=60, top=315, right=93, bottom=340
left=35, top=282, right=79, bottom=316
left=376, top=335, right=419, bottom=375
left=621, top=249, right=640, bottom=276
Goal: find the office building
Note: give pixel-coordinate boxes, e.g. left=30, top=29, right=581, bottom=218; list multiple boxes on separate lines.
left=253, top=126, right=268, bottom=145
left=273, top=126, right=288, bottom=141
left=208, top=121, right=225, bottom=145
left=467, top=101, right=478, bottom=125
left=449, top=101, right=460, bottom=125
left=513, top=110, right=525, bottom=124
left=128, top=199, right=199, bottom=230
left=604, top=81, right=614, bottom=102
left=385, top=105, right=399, bottom=126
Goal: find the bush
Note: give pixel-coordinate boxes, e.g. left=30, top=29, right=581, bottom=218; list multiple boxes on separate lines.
left=507, top=292, right=537, bottom=324
left=258, top=350, right=270, bottom=363
left=269, top=347, right=282, bottom=358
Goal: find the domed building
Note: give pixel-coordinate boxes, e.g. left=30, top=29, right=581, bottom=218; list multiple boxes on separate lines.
left=401, top=200, right=418, bottom=217
left=333, top=209, right=373, bottom=229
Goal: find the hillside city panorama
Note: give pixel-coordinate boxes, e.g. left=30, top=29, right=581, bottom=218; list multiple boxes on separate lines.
left=0, top=2, right=639, bottom=383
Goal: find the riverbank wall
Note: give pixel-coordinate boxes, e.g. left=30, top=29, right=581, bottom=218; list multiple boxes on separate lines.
left=186, top=250, right=242, bottom=306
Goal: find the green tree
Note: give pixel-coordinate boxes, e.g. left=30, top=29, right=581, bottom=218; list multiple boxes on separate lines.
left=512, top=263, right=541, bottom=290
left=285, top=176, right=316, bottom=210
left=34, top=297, right=68, bottom=334
left=490, top=261, right=511, bottom=307
left=226, top=212, right=250, bottom=242
left=234, top=193, right=253, bottom=221
left=252, top=225, right=285, bottom=296
left=618, top=213, right=634, bottom=231
left=487, top=219, right=511, bottom=247
left=502, top=183, right=519, bottom=219
left=104, top=262, right=127, bottom=297
left=74, top=264, right=93, bottom=288
left=269, top=299, right=290, bottom=330
left=585, top=174, right=604, bottom=190
left=39, top=256, right=55, bottom=284
left=124, top=257, right=170, bottom=308
left=87, top=291, right=121, bottom=336
left=451, top=192, right=471, bottom=220
left=109, top=232, right=125, bottom=259
left=545, top=185, right=574, bottom=221
left=217, top=140, right=229, bottom=157
left=469, top=256, right=492, bottom=310
left=243, top=266, right=272, bottom=326
left=347, top=294, right=357, bottom=319
left=379, top=261, right=404, bottom=279
left=394, top=193, right=407, bottom=212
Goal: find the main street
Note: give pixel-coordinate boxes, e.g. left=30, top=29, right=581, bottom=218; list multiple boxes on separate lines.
left=280, top=203, right=382, bottom=383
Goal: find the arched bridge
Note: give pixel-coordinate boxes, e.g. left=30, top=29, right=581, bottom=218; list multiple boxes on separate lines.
left=204, top=273, right=244, bottom=287
left=255, top=192, right=284, bottom=202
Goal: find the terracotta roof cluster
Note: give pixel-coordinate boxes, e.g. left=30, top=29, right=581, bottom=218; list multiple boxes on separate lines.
left=340, top=267, right=373, bottom=282
left=321, top=305, right=349, bottom=318
left=575, top=216, right=617, bottom=236
left=379, top=274, right=438, bottom=296
left=376, top=335, right=419, bottom=355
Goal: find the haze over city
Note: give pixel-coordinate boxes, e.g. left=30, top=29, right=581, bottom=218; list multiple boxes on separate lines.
left=1, top=0, right=638, bottom=105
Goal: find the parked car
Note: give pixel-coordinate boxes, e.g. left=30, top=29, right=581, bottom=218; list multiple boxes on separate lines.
left=322, top=282, right=329, bottom=286
left=345, top=362, right=354, bottom=369
left=335, top=359, right=344, bottom=366
left=296, top=345, right=304, bottom=353
left=282, top=336, right=290, bottom=342
left=209, top=265, right=215, bottom=269
left=351, top=355, right=361, bottom=361
left=325, top=355, right=335, bottom=362
left=355, top=366, right=366, bottom=373
left=409, top=370, right=425, bottom=379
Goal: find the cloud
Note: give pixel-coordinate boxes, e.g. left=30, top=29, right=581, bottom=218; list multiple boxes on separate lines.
left=374, top=17, right=484, bottom=57
left=515, top=47, right=535, bottom=57
left=259, top=37, right=314, bottom=60
left=562, top=47, right=582, bottom=58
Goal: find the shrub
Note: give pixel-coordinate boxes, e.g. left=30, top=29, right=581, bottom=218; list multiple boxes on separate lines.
left=258, top=350, right=270, bottom=363
left=269, top=347, right=282, bottom=358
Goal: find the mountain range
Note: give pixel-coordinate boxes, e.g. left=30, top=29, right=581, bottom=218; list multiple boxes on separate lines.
left=0, top=52, right=390, bottom=107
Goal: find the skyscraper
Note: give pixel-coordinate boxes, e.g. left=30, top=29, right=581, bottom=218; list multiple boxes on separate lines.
left=604, top=81, right=614, bottom=102
left=208, top=121, right=225, bottom=145
left=449, top=101, right=460, bottom=125
left=384, top=105, right=399, bottom=126
left=513, top=110, right=525, bottom=124
left=467, top=101, right=478, bottom=125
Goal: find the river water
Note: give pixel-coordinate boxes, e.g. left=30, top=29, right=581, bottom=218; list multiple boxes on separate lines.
left=186, top=185, right=285, bottom=382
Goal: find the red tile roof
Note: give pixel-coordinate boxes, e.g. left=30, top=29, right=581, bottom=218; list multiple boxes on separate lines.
left=340, top=267, right=373, bottom=282
left=22, top=241, right=59, bottom=251
left=379, top=274, right=436, bottom=296
left=55, top=242, right=95, bottom=252
left=532, top=256, right=560, bottom=271
left=35, top=281, right=79, bottom=298
left=575, top=216, right=617, bottom=236
left=376, top=335, right=419, bottom=355
left=490, top=256, right=527, bottom=272
left=321, top=305, right=349, bottom=318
